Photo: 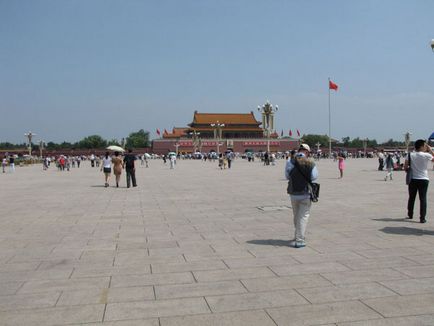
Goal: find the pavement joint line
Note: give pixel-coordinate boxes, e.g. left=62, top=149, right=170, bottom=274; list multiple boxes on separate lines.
left=203, top=296, right=213, bottom=313
left=358, top=298, right=388, bottom=319
left=264, top=308, right=279, bottom=326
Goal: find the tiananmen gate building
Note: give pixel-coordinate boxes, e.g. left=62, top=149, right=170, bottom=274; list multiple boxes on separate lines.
left=152, top=111, right=299, bottom=154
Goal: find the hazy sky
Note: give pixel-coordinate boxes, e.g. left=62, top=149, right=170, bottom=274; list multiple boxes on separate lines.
left=1, top=0, right=434, bottom=144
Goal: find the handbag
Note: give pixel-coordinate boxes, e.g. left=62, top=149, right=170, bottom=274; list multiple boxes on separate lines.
left=405, top=153, right=412, bottom=185
left=289, top=158, right=320, bottom=202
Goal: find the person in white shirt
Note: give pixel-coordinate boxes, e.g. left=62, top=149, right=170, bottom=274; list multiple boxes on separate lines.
left=405, top=139, right=434, bottom=223
left=101, top=152, right=112, bottom=188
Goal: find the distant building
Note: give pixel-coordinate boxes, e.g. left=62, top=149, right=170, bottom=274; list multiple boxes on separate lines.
left=152, top=111, right=298, bottom=154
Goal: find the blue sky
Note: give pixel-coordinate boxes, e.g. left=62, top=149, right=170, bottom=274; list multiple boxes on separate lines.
left=1, top=0, right=434, bottom=143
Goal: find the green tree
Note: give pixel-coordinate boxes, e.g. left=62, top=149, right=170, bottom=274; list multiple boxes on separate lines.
left=107, top=138, right=120, bottom=146
left=125, top=129, right=149, bottom=148
left=77, top=135, right=107, bottom=149
left=301, top=134, right=330, bottom=148
left=341, top=136, right=350, bottom=147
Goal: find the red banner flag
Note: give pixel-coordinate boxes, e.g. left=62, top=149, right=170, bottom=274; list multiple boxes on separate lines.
left=164, top=129, right=168, bottom=135
left=329, top=80, right=338, bottom=91
left=156, top=129, right=161, bottom=136
left=289, top=129, right=292, bottom=137
left=297, top=129, right=300, bottom=137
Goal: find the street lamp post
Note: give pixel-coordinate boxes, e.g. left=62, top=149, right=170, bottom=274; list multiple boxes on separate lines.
left=404, top=131, right=412, bottom=153
left=39, top=140, right=45, bottom=158
left=189, top=131, right=201, bottom=153
left=257, top=101, right=278, bottom=153
left=210, top=121, right=225, bottom=156
left=24, top=131, right=36, bottom=156
left=174, top=142, right=180, bottom=156
left=363, top=138, right=369, bottom=158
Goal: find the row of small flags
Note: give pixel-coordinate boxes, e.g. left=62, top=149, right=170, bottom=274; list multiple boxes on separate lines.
left=281, top=129, right=301, bottom=137
left=156, top=80, right=338, bottom=137
left=155, top=129, right=168, bottom=136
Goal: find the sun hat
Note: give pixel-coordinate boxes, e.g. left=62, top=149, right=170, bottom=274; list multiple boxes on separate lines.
left=299, top=143, right=311, bottom=152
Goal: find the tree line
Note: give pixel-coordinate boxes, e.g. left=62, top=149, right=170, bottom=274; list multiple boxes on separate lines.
left=1, top=131, right=410, bottom=150
left=0, top=129, right=150, bottom=150
left=285, top=134, right=409, bottom=149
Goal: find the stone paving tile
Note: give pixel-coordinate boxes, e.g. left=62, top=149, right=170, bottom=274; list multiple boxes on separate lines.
left=155, top=280, right=247, bottom=299
left=337, top=256, right=418, bottom=270
left=0, top=292, right=61, bottom=311
left=37, top=259, right=114, bottom=270
left=269, top=261, right=350, bottom=276
left=151, top=260, right=227, bottom=274
left=223, top=256, right=300, bottom=269
left=338, top=314, right=434, bottom=325
left=193, top=267, right=275, bottom=282
left=0, top=262, right=41, bottom=272
left=404, top=254, right=434, bottom=265
left=287, top=252, right=367, bottom=264
left=0, top=282, right=24, bottom=295
left=57, top=286, right=155, bottom=305
left=362, top=293, right=434, bottom=317
left=114, top=254, right=186, bottom=266
left=0, top=269, right=73, bottom=283
left=297, top=282, right=397, bottom=304
left=206, top=289, right=308, bottom=312
left=160, top=310, right=277, bottom=325
left=184, top=251, right=255, bottom=261
left=111, top=272, right=194, bottom=288
left=241, top=274, right=333, bottom=292
left=393, top=264, right=434, bottom=278
left=71, top=266, right=151, bottom=278
left=74, top=320, right=159, bottom=326
left=0, top=304, right=105, bottom=325
left=267, top=300, right=381, bottom=325
left=379, top=277, right=434, bottom=295
left=354, top=247, right=427, bottom=259
left=105, top=297, right=210, bottom=321
left=18, top=277, right=110, bottom=294
left=321, top=268, right=408, bottom=285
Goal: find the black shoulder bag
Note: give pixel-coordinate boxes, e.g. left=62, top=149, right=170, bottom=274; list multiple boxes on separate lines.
left=405, top=153, right=412, bottom=185
left=293, top=159, right=320, bottom=202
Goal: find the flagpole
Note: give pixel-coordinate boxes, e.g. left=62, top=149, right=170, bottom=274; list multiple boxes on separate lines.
left=328, top=77, right=332, bottom=159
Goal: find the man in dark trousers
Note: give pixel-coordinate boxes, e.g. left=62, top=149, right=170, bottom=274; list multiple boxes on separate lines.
left=124, top=149, right=137, bottom=188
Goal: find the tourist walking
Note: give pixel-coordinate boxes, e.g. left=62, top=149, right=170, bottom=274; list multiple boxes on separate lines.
left=337, top=153, right=345, bottom=178
left=384, top=153, right=394, bottom=181
left=90, top=154, right=95, bottom=167
left=112, top=151, right=123, bottom=188
left=101, top=152, right=112, bottom=188
left=2, top=157, right=7, bottom=173
left=169, top=154, right=176, bottom=169
left=285, top=144, right=318, bottom=248
left=9, top=155, right=15, bottom=173
left=378, top=150, right=385, bottom=171
left=124, top=149, right=137, bottom=187
left=405, top=139, right=434, bottom=223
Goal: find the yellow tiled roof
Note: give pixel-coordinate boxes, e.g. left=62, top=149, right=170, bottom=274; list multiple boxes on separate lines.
left=192, top=112, right=260, bottom=125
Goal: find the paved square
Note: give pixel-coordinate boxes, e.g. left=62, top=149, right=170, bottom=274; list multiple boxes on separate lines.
left=0, top=158, right=433, bottom=325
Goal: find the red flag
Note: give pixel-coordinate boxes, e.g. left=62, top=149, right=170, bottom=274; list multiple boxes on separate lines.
left=289, top=129, right=292, bottom=137
left=164, top=129, right=168, bottom=135
left=156, top=129, right=161, bottom=136
left=329, top=80, right=338, bottom=91
left=297, top=129, right=300, bottom=137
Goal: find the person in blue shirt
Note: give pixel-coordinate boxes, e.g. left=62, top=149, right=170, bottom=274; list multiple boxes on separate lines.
left=285, top=144, right=319, bottom=248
